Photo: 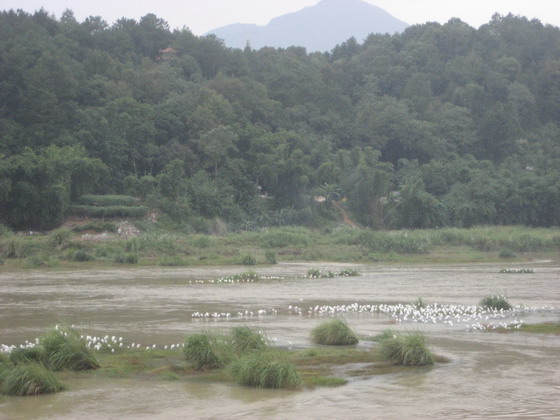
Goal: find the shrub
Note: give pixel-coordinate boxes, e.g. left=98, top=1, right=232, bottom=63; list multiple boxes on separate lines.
left=24, top=255, right=47, bottom=268
left=0, top=224, right=12, bottom=236
left=50, top=229, right=71, bottom=250
left=158, top=256, right=189, bottom=266
left=228, top=353, right=301, bottom=389
left=310, top=319, right=359, bottom=346
left=71, top=250, right=94, bottom=262
left=480, top=295, right=512, bottom=311
left=191, top=236, right=211, bottom=248
left=231, top=327, right=268, bottom=354
left=240, top=255, right=257, bottom=265
left=355, top=231, right=431, bottom=254
left=41, top=328, right=99, bottom=371
left=113, top=253, right=138, bottom=264
left=183, top=333, right=233, bottom=370
left=498, top=248, right=517, bottom=259
left=68, top=205, right=148, bottom=218
left=265, top=250, right=277, bottom=264
left=258, top=230, right=311, bottom=248
left=379, top=330, right=434, bottom=366
left=0, top=362, right=66, bottom=396
left=72, top=222, right=117, bottom=233
left=77, top=195, right=137, bottom=207
left=2, top=238, right=27, bottom=258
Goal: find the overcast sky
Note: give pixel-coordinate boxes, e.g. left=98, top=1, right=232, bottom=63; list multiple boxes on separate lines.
left=3, top=0, right=559, bottom=35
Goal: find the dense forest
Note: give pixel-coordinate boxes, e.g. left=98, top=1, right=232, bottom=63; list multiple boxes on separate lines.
left=0, top=9, right=559, bottom=232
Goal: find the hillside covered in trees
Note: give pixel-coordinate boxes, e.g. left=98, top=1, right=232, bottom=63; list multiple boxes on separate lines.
left=0, top=9, right=559, bottom=232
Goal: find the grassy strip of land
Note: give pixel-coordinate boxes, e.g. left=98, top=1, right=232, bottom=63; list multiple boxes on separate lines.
left=92, top=345, right=435, bottom=389
left=1, top=225, right=559, bottom=269
left=487, top=322, right=560, bottom=335
left=518, top=323, right=560, bottom=334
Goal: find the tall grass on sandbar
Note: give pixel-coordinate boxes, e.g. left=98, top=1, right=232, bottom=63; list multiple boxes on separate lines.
left=41, top=328, right=99, bottom=371
left=310, top=319, right=359, bottom=345
left=480, top=295, right=512, bottom=311
left=228, top=353, right=302, bottom=390
left=0, top=362, right=66, bottom=396
left=379, top=330, right=434, bottom=366
left=231, top=326, right=268, bottom=354
left=183, top=332, right=234, bottom=370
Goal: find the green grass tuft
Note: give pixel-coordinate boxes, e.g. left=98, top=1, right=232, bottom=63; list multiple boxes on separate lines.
left=379, top=330, right=434, bottom=366
left=480, top=295, right=512, bottom=310
left=41, top=328, right=99, bottom=371
left=310, top=319, right=359, bottom=346
left=228, top=353, right=302, bottom=389
left=0, top=362, right=66, bottom=396
left=231, top=326, right=268, bottom=354
left=8, top=348, right=44, bottom=365
left=183, top=333, right=234, bottom=370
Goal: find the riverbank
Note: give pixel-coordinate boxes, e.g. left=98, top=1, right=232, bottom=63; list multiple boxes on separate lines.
left=1, top=225, right=559, bottom=269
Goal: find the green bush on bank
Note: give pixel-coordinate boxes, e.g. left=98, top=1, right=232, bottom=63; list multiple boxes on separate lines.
left=69, top=205, right=148, bottom=218
left=77, top=195, right=137, bottom=207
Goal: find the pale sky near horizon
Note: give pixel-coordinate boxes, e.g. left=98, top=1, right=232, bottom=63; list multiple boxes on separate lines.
left=2, top=0, right=558, bottom=35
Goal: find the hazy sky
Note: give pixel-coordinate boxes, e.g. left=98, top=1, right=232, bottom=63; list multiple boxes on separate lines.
left=3, top=0, right=559, bottom=35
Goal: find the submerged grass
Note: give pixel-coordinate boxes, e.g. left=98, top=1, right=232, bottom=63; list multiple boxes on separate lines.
left=517, top=322, right=560, bottom=334
left=378, top=330, right=434, bottom=366
left=0, top=362, right=66, bottom=396
left=311, top=319, right=359, bottom=346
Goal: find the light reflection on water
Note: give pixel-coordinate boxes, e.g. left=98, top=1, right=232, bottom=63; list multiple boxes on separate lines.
left=0, top=261, right=559, bottom=419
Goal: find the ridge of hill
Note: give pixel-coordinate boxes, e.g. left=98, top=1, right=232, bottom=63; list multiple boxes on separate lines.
left=207, top=0, right=408, bottom=51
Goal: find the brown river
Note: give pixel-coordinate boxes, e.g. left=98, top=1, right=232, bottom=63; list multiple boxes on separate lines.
left=1, top=261, right=559, bottom=419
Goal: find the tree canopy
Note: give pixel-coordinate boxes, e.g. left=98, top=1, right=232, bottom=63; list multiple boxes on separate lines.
left=0, top=9, right=559, bottom=230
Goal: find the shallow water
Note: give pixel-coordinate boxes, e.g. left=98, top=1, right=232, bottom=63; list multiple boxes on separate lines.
left=1, top=261, right=559, bottom=419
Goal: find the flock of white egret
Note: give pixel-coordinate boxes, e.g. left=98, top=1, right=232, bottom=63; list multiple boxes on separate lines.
left=0, top=299, right=552, bottom=355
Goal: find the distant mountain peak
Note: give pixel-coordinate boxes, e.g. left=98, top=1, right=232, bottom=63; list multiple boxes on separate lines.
left=207, top=0, right=408, bottom=52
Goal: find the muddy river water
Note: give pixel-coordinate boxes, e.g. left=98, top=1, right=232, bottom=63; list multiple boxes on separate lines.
left=1, top=261, right=559, bottom=419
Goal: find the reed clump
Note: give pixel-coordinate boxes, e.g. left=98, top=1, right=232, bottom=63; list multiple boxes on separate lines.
left=310, top=319, right=359, bottom=346
left=379, top=330, right=434, bottom=366
left=480, top=295, right=512, bottom=311
left=41, top=328, right=99, bottom=371
left=183, top=333, right=233, bottom=370
left=0, top=362, right=66, bottom=396
left=228, top=353, right=302, bottom=390
left=8, top=347, right=44, bottom=365
left=231, top=326, right=268, bottom=354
